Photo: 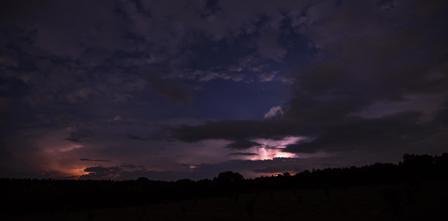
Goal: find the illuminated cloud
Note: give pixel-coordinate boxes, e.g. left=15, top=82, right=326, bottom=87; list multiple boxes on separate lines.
left=264, top=105, right=284, bottom=119
left=231, top=136, right=303, bottom=161
left=242, top=147, right=297, bottom=161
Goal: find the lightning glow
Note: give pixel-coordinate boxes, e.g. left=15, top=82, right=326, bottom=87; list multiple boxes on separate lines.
left=233, top=136, right=304, bottom=161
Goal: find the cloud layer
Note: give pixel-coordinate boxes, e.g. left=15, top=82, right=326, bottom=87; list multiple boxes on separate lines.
left=1, top=0, right=448, bottom=179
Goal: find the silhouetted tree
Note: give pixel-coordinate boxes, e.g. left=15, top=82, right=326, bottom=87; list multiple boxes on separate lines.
left=136, top=177, right=150, bottom=183
left=214, top=171, right=244, bottom=184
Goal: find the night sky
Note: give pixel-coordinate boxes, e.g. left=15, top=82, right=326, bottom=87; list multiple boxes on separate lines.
left=1, top=0, right=448, bottom=180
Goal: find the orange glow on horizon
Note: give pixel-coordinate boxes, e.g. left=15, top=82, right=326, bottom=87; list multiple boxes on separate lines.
left=63, top=167, right=90, bottom=178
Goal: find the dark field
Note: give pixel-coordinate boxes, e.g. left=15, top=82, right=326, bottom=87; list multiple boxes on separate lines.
left=14, top=183, right=448, bottom=221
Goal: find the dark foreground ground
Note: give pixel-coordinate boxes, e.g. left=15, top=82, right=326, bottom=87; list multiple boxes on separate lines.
left=3, top=154, right=448, bottom=221
left=12, top=182, right=448, bottom=221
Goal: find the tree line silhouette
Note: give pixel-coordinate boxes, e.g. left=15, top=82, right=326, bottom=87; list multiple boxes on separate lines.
left=2, top=153, right=448, bottom=217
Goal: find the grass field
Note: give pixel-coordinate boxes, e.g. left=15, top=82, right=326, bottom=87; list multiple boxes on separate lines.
left=10, top=181, right=447, bottom=221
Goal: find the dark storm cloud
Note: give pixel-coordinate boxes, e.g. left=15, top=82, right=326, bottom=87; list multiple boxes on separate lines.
left=2, top=0, right=448, bottom=179
left=229, top=152, right=258, bottom=157
left=435, top=100, right=448, bottom=126
left=172, top=0, right=448, bottom=155
left=172, top=120, right=305, bottom=142
left=226, top=140, right=260, bottom=149
left=283, top=0, right=448, bottom=153
left=285, top=112, right=427, bottom=153
left=0, top=0, right=304, bottom=109
left=80, top=158, right=110, bottom=162
left=83, top=166, right=121, bottom=179
left=0, top=0, right=301, bottom=178
left=65, top=129, right=93, bottom=143
left=126, top=134, right=152, bottom=141
left=146, top=75, right=193, bottom=103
